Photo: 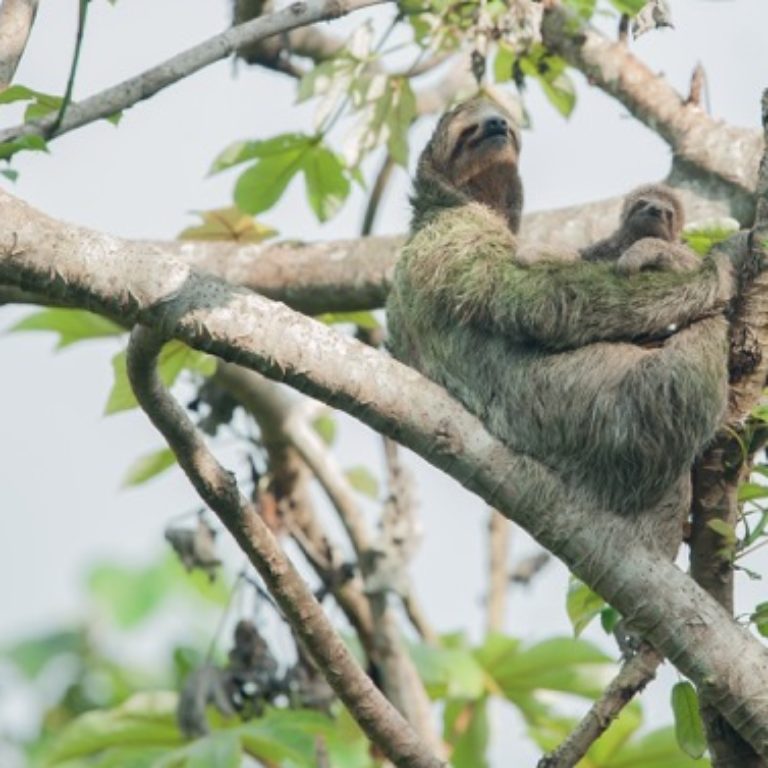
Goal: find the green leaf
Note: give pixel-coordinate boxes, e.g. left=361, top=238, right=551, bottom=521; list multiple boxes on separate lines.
left=1, top=168, right=18, bottom=181
left=682, top=218, right=740, bottom=256
left=159, top=731, right=241, bottom=768
left=540, top=72, right=576, bottom=118
left=477, top=634, right=613, bottom=702
left=43, top=692, right=182, bottom=763
left=0, top=84, right=43, bottom=104
left=563, top=0, right=597, bottom=19
left=87, top=561, right=172, bottom=628
left=5, top=629, right=85, bottom=678
left=493, top=43, right=515, bottom=83
left=236, top=708, right=373, bottom=768
left=105, top=341, right=215, bottom=415
left=750, top=601, right=768, bottom=637
left=566, top=576, right=606, bottom=636
left=312, top=414, right=337, bottom=445
left=444, top=697, right=489, bottom=768
left=410, top=641, right=487, bottom=700
left=210, top=133, right=312, bottom=174
left=706, top=518, right=737, bottom=545
left=178, top=206, right=277, bottom=243
left=121, top=447, right=177, bottom=487
left=386, top=78, right=416, bottom=167
left=600, top=606, right=621, bottom=634
left=315, top=311, right=380, bottom=330
left=671, top=681, right=707, bottom=759
left=303, top=146, right=350, bottom=222
left=344, top=466, right=379, bottom=499
left=8, top=308, right=123, bottom=349
left=738, top=482, right=768, bottom=503
left=234, top=148, right=307, bottom=215
left=608, top=0, right=646, bottom=13
left=0, top=133, right=48, bottom=160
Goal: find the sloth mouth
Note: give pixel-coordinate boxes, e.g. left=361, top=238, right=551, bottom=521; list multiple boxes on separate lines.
left=472, top=124, right=511, bottom=147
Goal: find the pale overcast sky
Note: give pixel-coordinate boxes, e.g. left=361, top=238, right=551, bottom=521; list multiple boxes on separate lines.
left=1, top=0, right=768, bottom=763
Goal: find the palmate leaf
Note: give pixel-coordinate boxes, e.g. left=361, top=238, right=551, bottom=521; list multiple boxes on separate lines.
left=476, top=634, right=614, bottom=704
left=42, top=692, right=182, bottom=764
left=178, top=206, right=277, bottom=243
left=344, top=76, right=416, bottom=167
left=8, top=308, right=124, bottom=349
left=213, top=132, right=352, bottom=222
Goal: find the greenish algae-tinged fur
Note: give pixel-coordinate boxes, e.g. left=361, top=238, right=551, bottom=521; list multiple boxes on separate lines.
left=388, top=99, right=733, bottom=520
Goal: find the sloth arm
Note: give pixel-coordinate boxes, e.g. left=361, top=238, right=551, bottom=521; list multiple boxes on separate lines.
left=404, top=237, right=731, bottom=351
left=477, top=257, right=729, bottom=349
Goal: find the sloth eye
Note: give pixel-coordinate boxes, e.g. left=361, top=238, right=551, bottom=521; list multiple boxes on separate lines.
left=450, top=124, right=478, bottom=160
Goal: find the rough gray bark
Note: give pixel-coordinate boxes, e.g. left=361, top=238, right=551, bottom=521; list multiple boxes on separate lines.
left=0, top=0, right=38, bottom=88
left=3, top=189, right=768, bottom=757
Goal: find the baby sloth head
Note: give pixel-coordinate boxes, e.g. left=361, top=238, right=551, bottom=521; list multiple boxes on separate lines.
left=413, top=96, right=523, bottom=233
left=621, top=184, right=684, bottom=243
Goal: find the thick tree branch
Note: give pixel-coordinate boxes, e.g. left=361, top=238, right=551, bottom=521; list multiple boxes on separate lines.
left=126, top=326, right=443, bottom=768
left=4, top=189, right=768, bottom=756
left=213, top=363, right=378, bottom=655
left=0, top=0, right=37, bottom=89
left=0, top=183, right=748, bottom=316
left=687, top=89, right=768, bottom=768
left=542, top=6, right=761, bottom=220
left=0, top=0, right=390, bottom=145
left=214, top=362, right=440, bottom=751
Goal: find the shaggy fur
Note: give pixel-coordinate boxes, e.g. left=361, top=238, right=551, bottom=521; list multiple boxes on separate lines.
left=387, top=98, right=733, bottom=518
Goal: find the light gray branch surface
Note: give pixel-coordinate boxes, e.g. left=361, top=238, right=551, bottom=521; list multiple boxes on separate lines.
left=0, top=0, right=38, bottom=89
left=3, top=188, right=768, bottom=756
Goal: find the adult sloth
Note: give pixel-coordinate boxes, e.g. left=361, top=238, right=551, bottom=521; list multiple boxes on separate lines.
left=386, top=96, right=733, bottom=537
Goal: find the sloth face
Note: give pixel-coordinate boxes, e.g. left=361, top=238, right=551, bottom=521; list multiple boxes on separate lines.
left=620, top=186, right=684, bottom=243
left=429, top=97, right=521, bottom=189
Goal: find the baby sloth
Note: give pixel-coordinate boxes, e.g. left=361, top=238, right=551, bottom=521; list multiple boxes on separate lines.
left=581, top=184, right=701, bottom=275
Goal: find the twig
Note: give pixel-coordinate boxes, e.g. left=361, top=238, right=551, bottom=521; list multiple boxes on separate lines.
left=0, top=0, right=38, bottom=89
left=214, top=362, right=441, bottom=751
left=0, top=0, right=391, bottom=144
left=362, top=153, right=396, bottom=237
left=50, top=0, right=89, bottom=135
left=486, top=509, right=510, bottom=634
left=126, top=325, right=444, bottom=768
left=538, top=644, right=662, bottom=768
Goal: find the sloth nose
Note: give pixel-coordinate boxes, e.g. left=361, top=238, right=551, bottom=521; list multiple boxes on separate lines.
left=646, top=204, right=664, bottom=218
left=483, top=116, right=508, bottom=136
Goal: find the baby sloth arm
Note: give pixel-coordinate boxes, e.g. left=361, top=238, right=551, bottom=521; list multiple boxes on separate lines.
left=616, top=238, right=702, bottom=275
left=404, top=208, right=732, bottom=352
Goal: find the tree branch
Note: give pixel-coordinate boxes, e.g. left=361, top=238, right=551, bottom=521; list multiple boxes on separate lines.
left=214, top=361, right=441, bottom=752
left=0, top=0, right=390, bottom=145
left=0, top=0, right=38, bottom=89
left=538, top=644, right=662, bottom=768
left=486, top=509, right=510, bottom=635
left=542, top=5, right=762, bottom=219
left=126, top=325, right=444, bottom=768
left=3, top=188, right=768, bottom=756
left=0, top=182, right=750, bottom=316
